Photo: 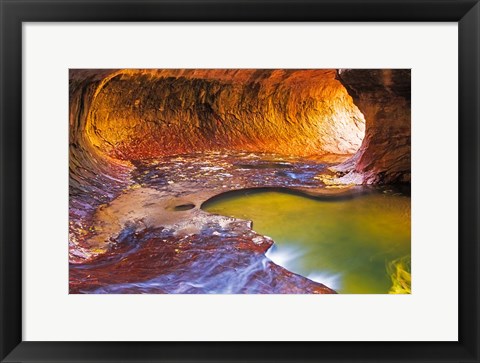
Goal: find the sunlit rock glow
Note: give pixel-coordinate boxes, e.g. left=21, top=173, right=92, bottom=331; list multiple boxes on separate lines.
left=78, top=69, right=365, bottom=160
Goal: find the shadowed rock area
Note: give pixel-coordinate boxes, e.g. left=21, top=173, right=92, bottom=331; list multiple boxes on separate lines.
left=332, top=69, right=411, bottom=184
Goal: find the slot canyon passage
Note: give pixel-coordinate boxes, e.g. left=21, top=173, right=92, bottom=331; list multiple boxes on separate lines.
left=69, top=69, right=411, bottom=294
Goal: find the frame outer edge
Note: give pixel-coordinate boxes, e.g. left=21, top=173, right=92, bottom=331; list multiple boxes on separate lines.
left=0, top=0, right=23, bottom=362
left=459, top=2, right=480, bottom=362
left=1, top=0, right=479, bottom=362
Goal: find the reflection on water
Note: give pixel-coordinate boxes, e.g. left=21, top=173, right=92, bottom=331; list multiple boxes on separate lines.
left=203, top=188, right=411, bottom=294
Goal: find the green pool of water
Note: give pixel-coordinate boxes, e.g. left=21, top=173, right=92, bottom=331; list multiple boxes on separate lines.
left=203, top=188, right=411, bottom=294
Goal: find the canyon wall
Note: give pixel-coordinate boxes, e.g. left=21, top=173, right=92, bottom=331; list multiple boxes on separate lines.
left=72, top=69, right=365, bottom=161
left=70, top=68, right=411, bottom=189
left=334, top=69, right=411, bottom=184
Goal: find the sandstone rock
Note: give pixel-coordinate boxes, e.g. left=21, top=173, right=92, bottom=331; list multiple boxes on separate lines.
left=71, top=69, right=365, bottom=160
left=334, top=69, right=411, bottom=184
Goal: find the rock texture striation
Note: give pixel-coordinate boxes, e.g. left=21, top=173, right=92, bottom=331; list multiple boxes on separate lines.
left=72, top=69, right=365, bottom=161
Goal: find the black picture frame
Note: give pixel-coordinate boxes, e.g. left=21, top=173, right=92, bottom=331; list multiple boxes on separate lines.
left=1, top=0, right=479, bottom=362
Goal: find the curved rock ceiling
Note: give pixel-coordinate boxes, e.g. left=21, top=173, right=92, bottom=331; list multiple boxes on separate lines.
left=71, top=69, right=366, bottom=163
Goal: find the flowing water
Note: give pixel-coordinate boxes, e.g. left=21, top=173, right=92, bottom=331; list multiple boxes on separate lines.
left=202, top=188, right=411, bottom=294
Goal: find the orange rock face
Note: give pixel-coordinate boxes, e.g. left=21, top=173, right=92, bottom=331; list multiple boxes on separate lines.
left=71, top=69, right=365, bottom=161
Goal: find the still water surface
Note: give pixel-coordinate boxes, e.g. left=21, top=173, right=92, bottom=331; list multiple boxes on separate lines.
left=203, top=188, right=411, bottom=294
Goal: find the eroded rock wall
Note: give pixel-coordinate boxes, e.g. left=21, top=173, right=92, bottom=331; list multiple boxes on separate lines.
left=76, top=69, right=365, bottom=160
left=69, top=75, right=132, bottom=262
left=334, top=69, right=411, bottom=184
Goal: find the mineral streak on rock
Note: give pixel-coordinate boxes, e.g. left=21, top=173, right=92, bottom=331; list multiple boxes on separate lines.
left=334, top=69, right=411, bottom=184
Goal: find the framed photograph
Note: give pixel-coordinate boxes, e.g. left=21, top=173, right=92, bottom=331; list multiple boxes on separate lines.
left=1, top=0, right=479, bottom=362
